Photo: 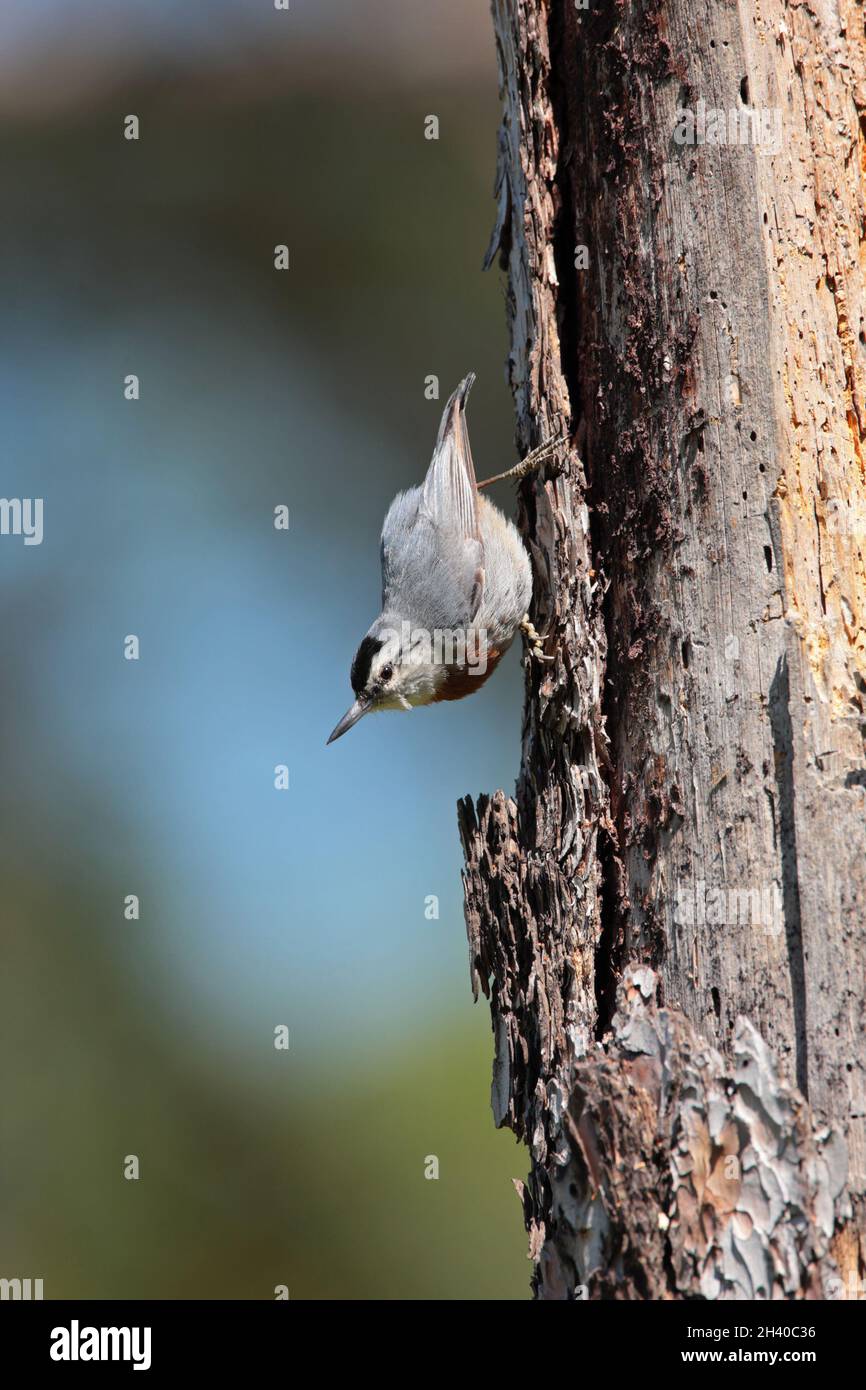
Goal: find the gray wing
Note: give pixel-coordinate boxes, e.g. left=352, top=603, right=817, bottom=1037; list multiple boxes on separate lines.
left=380, top=374, right=484, bottom=629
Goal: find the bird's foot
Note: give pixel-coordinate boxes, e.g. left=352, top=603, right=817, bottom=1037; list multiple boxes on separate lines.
left=520, top=614, right=554, bottom=664
left=477, top=434, right=568, bottom=490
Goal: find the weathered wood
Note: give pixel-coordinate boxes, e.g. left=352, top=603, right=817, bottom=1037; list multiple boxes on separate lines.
left=461, top=0, right=866, bottom=1298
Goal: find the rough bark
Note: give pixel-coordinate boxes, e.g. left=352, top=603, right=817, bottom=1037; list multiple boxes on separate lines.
left=460, top=0, right=866, bottom=1299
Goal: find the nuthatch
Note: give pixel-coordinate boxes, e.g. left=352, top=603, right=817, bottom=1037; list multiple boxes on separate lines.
left=327, top=374, right=563, bottom=744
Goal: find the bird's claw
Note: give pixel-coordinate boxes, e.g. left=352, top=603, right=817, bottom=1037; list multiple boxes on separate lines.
left=520, top=615, right=555, bottom=664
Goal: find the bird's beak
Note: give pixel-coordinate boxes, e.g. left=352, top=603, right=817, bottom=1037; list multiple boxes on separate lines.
left=326, top=697, right=371, bottom=745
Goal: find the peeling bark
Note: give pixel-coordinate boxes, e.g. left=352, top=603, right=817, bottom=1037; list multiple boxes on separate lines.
left=460, top=0, right=866, bottom=1298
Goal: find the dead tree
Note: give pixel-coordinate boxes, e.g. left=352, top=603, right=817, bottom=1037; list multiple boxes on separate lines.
left=459, top=0, right=866, bottom=1299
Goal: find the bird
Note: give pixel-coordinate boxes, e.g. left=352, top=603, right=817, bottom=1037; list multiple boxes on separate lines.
left=327, top=373, right=563, bottom=745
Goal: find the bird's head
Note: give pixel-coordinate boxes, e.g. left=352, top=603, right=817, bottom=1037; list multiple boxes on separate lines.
left=327, top=622, right=444, bottom=744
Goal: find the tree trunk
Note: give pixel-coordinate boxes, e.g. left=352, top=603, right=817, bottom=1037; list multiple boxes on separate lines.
left=459, top=0, right=866, bottom=1299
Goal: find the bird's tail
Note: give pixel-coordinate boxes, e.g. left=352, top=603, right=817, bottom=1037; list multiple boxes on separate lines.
left=423, top=373, right=480, bottom=545
left=435, top=372, right=476, bottom=452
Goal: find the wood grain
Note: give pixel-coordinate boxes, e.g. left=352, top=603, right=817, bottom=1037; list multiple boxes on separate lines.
left=460, top=0, right=866, bottom=1298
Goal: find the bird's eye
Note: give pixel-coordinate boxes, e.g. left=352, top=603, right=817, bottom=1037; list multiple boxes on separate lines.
left=380, top=664, right=393, bottom=683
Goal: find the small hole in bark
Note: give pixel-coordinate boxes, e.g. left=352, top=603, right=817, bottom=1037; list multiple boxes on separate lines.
left=750, top=430, right=757, bottom=441
left=682, top=640, right=691, bottom=668
left=764, top=545, right=773, bottom=572
left=709, top=290, right=718, bottom=299
left=743, top=490, right=748, bottom=500
left=759, top=463, right=766, bottom=473
left=711, top=986, right=721, bottom=1020
left=763, top=212, right=768, bottom=224
left=740, top=76, right=750, bottom=104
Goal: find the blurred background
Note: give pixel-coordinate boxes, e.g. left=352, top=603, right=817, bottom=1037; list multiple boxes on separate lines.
left=0, top=1, right=531, bottom=1298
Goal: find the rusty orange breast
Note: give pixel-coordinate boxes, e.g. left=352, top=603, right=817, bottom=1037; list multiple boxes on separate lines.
left=430, top=647, right=504, bottom=703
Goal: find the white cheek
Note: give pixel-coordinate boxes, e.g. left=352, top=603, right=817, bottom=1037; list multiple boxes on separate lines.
left=402, top=666, right=443, bottom=707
